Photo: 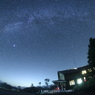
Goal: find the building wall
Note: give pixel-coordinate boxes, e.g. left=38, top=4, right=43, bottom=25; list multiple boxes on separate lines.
left=64, top=71, right=84, bottom=89
left=57, top=65, right=92, bottom=90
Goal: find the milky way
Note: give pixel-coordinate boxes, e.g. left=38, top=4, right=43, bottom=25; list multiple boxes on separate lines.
left=0, top=0, right=95, bottom=87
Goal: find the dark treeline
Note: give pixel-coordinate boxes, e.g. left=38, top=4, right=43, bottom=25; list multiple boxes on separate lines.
left=0, top=81, right=57, bottom=93
left=0, top=82, right=14, bottom=90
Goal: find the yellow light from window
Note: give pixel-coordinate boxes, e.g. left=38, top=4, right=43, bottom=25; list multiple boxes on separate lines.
left=69, top=80, right=75, bottom=86
left=88, top=69, right=92, bottom=72
left=93, top=67, right=95, bottom=70
left=82, top=70, right=87, bottom=74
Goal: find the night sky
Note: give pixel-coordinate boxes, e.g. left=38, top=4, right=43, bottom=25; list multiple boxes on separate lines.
left=0, top=0, right=95, bottom=87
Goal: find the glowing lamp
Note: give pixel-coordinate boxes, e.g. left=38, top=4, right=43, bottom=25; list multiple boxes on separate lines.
left=77, top=78, right=82, bottom=84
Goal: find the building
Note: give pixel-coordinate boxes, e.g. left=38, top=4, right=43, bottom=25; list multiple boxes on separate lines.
left=53, top=65, right=95, bottom=90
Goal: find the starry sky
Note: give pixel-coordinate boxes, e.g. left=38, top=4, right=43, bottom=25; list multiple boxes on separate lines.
left=0, top=0, right=95, bottom=87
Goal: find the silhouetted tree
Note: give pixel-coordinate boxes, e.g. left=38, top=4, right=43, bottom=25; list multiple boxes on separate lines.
left=87, top=38, right=95, bottom=75
left=45, top=82, right=48, bottom=86
left=44, top=78, right=50, bottom=87
left=0, top=82, right=12, bottom=90
left=31, top=83, right=34, bottom=87
left=39, top=82, right=41, bottom=86
left=87, top=38, right=95, bottom=66
left=18, top=86, right=21, bottom=92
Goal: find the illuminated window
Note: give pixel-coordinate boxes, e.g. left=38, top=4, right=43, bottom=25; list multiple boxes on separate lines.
left=84, top=77, right=86, bottom=81
left=82, top=70, right=87, bottom=74
left=88, top=69, right=92, bottom=72
left=77, top=78, right=82, bottom=84
left=69, top=80, right=75, bottom=86
left=93, top=67, right=95, bottom=70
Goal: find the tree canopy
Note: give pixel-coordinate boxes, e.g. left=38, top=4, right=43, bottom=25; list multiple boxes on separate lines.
left=44, top=78, right=50, bottom=86
left=87, top=38, right=95, bottom=67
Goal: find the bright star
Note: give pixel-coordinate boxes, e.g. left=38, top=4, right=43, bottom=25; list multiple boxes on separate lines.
left=13, top=44, right=16, bottom=47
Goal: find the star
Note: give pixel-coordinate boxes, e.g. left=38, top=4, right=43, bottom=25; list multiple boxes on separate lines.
left=0, top=0, right=95, bottom=87
left=13, top=44, right=16, bottom=47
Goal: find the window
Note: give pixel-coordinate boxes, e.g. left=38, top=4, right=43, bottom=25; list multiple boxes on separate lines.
left=93, top=67, right=95, bottom=70
left=77, top=78, right=82, bottom=84
left=88, top=69, right=92, bottom=72
left=59, top=73, right=65, bottom=80
left=84, top=77, right=86, bottom=81
left=82, top=70, right=87, bottom=74
left=69, top=80, right=75, bottom=86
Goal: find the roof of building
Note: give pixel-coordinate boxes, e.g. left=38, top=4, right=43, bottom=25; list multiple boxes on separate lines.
left=58, top=65, right=89, bottom=74
left=52, top=80, right=66, bottom=82
left=52, top=80, right=66, bottom=84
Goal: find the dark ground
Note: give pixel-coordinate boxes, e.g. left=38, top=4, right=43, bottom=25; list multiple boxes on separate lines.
left=0, top=89, right=36, bottom=95
left=43, top=91, right=95, bottom=95
left=0, top=89, right=95, bottom=95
